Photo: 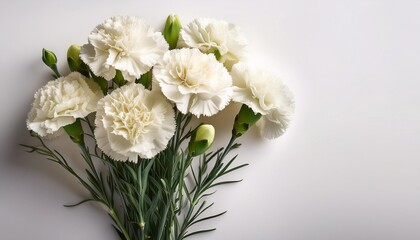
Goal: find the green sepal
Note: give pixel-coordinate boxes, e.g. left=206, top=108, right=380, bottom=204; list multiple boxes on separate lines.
left=90, top=70, right=108, bottom=95
left=63, top=118, right=84, bottom=145
left=29, top=130, right=39, bottom=138
left=233, top=104, right=262, bottom=137
left=136, top=70, right=152, bottom=90
left=189, top=140, right=209, bottom=157
left=67, top=57, right=78, bottom=72
left=113, top=70, right=126, bottom=87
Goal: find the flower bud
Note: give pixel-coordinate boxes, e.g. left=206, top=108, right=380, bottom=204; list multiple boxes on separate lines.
left=42, top=48, right=60, bottom=78
left=188, top=124, right=215, bottom=157
left=163, top=14, right=182, bottom=49
left=67, top=44, right=90, bottom=76
left=42, top=48, right=57, bottom=67
left=67, top=44, right=81, bottom=71
left=63, top=118, right=84, bottom=144
left=233, top=104, right=262, bottom=137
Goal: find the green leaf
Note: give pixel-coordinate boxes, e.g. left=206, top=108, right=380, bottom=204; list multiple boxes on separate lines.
left=184, top=228, right=216, bottom=238
left=136, top=70, right=152, bottom=89
left=113, top=70, right=126, bottom=87
left=63, top=199, right=95, bottom=207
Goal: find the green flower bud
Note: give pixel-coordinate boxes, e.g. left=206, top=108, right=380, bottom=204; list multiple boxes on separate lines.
left=163, top=14, right=182, bottom=49
left=42, top=48, right=60, bottom=78
left=233, top=104, right=262, bottom=137
left=42, top=48, right=57, bottom=67
left=63, top=118, right=84, bottom=144
left=67, top=44, right=81, bottom=71
left=188, top=124, right=215, bottom=157
left=67, top=44, right=90, bottom=76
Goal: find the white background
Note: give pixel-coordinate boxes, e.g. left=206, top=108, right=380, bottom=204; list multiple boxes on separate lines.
left=1, top=0, right=420, bottom=239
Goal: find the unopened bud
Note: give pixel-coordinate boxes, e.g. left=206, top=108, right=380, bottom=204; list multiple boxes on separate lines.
left=163, top=14, right=182, bottom=49
left=42, top=48, right=57, bottom=67
left=233, top=105, right=262, bottom=137
left=42, top=48, right=60, bottom=78
left=67, top=44, right=90, bottom=76
left=188, top=124, right=215, bottom=157
left=67, top=44, right=81, bottom=71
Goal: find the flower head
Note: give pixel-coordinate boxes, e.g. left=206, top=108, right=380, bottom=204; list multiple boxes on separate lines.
left=80, top=16, right=169, bottom=82
left=153, top=48, right=232, bottom=117
left=95, top=84, right=175, bottom=161
left=27, top=72, right=103, bottom=137
left=178, top=18, right=247, bottom=70
left=231, top=63, right=294, bottom=139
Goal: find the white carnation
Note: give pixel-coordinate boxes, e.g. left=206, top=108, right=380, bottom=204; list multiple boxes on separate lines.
left=80, top=16, right=169, bottom=82
left=153, top=48, right=232, bottom=117
left=95, top=84, right=175, bottom=161
left=231, top=63, right=294, bottom=139
left=27, top=72, right=103, bottom=137
left=178, top=18, right=247, bottom=70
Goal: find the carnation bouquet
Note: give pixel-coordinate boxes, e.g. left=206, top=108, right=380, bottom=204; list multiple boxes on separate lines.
left=22, top=15, right=294, bottom=239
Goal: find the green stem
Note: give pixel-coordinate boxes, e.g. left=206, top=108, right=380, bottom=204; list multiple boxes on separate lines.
left=193, top=134, right=237, bottom=203
left=109, top=208, right=131, bottom=240
left=177, top=155, right=192, bottom=214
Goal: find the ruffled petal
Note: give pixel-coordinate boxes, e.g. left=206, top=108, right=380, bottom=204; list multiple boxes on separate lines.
left=178, top=18, right=247, bottom=69
left=26, top=72, right=103, bottom=137
left=231, top=62, right=295, bottom=139
left=94, top=84, right=175, bottom=162
left=80, top=16, right=168, bottom=82
left=153, top=48, right=232, bottom=118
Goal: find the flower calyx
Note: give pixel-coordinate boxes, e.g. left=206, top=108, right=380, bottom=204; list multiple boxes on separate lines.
left=233, top=104, right=262, bottom=137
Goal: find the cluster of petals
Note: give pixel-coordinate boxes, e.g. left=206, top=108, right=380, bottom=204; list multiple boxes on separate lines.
left=27, top=72, right=103, bottom=137
left=80, top=16, right=168, bottom=82
left=94, top=84, right=175, bottom=161
left=27, top=15, right=296, bottom=163
left=231, top=63, right=295, bottom=139
left=153, top=48, right=232, bottom=117
left=178, top=18, right=247, bottom=70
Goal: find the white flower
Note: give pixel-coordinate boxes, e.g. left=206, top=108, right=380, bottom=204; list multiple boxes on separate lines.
left=231, top=63, right=294, bottom=139
left=178, top=18, right=247, bottom=70
left=95, top=84, right=175, bottom=161
left=27, top=72, right=103, bottom=137
left=80, top=16, right=169, bottom=82
left=153, top=48, right=232, bottom=117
